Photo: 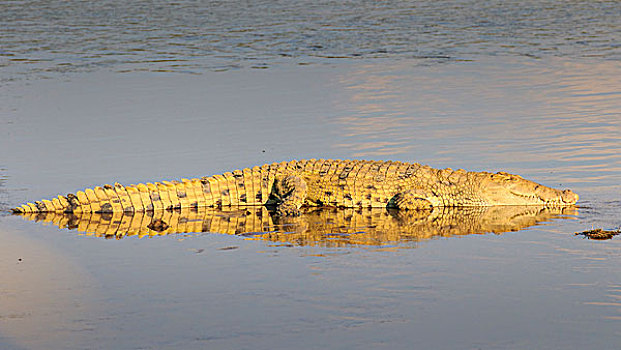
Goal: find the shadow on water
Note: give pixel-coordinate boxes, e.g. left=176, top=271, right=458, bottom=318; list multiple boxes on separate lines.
left=14, top=205, right=577, bottom=247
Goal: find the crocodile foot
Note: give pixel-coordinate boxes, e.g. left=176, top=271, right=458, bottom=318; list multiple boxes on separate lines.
left=275, top=202, right=302, bottom=217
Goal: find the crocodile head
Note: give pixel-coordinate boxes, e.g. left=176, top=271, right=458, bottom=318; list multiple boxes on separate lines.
left=477, top=172, right=578, bottom=206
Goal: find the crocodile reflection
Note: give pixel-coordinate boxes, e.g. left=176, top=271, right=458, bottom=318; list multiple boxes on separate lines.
left=15, top=206, right=576, bottom=246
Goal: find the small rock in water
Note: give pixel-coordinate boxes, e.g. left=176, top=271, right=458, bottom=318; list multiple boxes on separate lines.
left=575, top=228, right=620, bottom=240
left=147, top=219, right=169, bottom=232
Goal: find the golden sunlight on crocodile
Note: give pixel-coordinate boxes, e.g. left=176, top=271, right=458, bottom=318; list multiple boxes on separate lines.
left=12, top=159, right=578, bottom=217
left=15, top=206, right=576, bottom=247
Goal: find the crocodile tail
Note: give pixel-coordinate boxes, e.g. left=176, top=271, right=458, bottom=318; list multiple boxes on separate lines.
left=11, top=178, right=220, bottom=214
left=11, top=169, right=268, bottom=214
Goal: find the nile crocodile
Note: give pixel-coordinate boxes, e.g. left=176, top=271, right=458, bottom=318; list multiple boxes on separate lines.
left=11, top=159, right=578, bottom=216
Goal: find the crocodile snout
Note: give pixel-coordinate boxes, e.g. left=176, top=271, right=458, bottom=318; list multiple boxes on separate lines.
left=561, top=189, right=579, bottom=204
left=532, top=185, right=578, bottom=205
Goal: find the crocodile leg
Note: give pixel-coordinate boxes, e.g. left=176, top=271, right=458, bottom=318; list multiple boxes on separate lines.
left=271, top=174, right=308, bottom=216
left=388, top=190, right=435, bottom=210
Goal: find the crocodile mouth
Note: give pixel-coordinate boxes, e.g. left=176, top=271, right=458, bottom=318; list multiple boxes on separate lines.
left=560, top=189, right=579, bottom=204
left=509, top=191, right=548, bottom=204
left=510, top=188, right=578, bottom=205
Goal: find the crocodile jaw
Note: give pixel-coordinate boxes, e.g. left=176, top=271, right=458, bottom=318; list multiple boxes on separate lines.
left=478, top=172, right=578, bottom=206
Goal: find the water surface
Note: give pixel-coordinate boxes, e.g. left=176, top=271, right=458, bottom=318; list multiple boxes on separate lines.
left=2, top=0, right=619, bottom=78
left=2, top=55, right=621, bottom=350
left=1, top=1, right=621, bottom=349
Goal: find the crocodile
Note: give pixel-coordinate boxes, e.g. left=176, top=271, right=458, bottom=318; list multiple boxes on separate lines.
left=11, top=159, right=578, bottom=216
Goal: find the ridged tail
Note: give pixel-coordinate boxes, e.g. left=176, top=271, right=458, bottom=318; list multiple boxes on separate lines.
left=11, top=168, right=272, bottom=214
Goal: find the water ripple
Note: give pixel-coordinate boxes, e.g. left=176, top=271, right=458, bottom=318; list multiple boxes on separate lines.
left=1, top=0, right=619, bottom=79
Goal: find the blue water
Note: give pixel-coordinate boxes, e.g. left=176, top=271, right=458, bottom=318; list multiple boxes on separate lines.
left=1, top=0, right=619, bottom=79
left=1, top=1, right=621, bottom=349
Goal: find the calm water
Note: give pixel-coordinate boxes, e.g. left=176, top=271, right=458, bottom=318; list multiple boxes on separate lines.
left=1, top=0, right=619, bottom=78
left=1, top=1, right=621, bottom=349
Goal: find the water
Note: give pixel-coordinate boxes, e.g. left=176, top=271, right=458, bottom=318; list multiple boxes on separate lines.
left=13, top=206, right=578, bottom=246
left=1, top=0, right=619, bottom=78
left=1, top=1, right=621, bottom=349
